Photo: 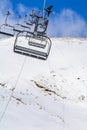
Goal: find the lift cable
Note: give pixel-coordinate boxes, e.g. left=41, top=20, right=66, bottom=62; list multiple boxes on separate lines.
left=0, top=56, right=26, bottom=123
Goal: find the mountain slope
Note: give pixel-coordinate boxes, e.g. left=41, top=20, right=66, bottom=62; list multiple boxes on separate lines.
left=0, top=37, right=87, bottom=130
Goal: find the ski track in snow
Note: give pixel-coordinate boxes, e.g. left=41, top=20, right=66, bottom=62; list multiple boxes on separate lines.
left=0, top=36, right=87, bottom=130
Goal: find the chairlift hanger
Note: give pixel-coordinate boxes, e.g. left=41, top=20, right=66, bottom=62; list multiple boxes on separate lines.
left=0, top=11, right=15, bottom=37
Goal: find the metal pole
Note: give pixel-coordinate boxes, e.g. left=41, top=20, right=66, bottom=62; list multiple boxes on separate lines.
left=43, top=0, right=46, bottom=18
left=44, top=0, right=46, bottom=9
left=5, top=15, right=8, bottom=25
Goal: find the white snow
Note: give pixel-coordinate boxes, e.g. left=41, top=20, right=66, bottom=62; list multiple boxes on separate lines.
left=0, top=36, right=87, bottom=130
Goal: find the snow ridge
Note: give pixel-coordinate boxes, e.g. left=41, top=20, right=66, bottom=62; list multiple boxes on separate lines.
left=0, top=37, right=87, bottom=130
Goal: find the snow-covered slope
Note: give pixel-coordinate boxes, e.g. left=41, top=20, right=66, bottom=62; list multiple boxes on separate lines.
left=0, top=36, right=87, bottom=130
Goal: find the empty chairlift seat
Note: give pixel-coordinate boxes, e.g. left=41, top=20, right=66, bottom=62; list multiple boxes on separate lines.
left=13, top=23, right=30, bottom=33
left=13, top=7, right=53, bottom=60
left=0, top=24, right=15, bottom=37
left=0, top=11, right=15, bottom=37
left=14, top=31, right=52, bottom=60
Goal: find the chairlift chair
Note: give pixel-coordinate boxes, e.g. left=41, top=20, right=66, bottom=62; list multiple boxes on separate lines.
left=13, top=15, right=31, bottom=33
left=14, top=31, right=51, bottom=60
left=0, top=11, right=15, bottom=37
left=13, top=23, right=30, bottom=33
left=14, top=6, right=53, bottom=60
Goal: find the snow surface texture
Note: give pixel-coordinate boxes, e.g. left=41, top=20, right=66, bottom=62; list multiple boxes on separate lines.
left=0, top=36, right=87, bottom=130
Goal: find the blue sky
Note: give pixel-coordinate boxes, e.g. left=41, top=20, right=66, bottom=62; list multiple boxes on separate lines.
left=0, top=0, right=87, bottom=37
left=12, top=0, right=87, bottom=20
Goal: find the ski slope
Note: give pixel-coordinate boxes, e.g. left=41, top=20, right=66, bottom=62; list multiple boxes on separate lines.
left=0, top=36, right=87, bottom=130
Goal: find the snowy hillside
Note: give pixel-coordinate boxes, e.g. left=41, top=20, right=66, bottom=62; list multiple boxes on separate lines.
left=0, top=36, right=87, bottom=130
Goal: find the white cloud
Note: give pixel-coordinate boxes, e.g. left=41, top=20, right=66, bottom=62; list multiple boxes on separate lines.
left=0, top=1, right=31, bottom=25
left=0, top=0, right=15, bottom=25
left=17, top=3, right=27, bottom=13
left=0, top=0, right=13, bottom=13
left=17, top=3, right=35, bottom=15
left=47, top=9, right=87, bottom=37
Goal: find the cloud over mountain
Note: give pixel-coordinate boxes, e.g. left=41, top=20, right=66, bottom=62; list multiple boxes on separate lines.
left=48, top=9, right=87, bottom=37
